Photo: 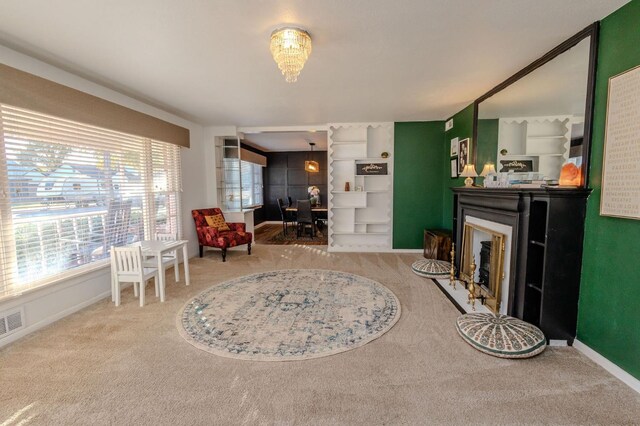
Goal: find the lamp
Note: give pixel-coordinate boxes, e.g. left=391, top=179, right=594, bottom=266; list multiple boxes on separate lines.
left=460, top=164, right=478, bottom=187
left=480, top=162, right=496, bottom=177
left=305, top=142, right=319, bottom=173
left=270, top=27, right=312, bottom=83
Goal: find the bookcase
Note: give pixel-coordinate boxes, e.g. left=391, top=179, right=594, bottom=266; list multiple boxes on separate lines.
left=328, top=123, right=393, bottom=252
left=498, top=116, right=574, bottom=180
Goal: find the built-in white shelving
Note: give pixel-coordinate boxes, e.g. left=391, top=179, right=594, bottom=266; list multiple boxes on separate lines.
left=497, top=115, right=580, bottom=180
left=328, top=123, right=393, bottom=252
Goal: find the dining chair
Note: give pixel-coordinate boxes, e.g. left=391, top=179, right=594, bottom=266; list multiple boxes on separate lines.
left=296, top=200, right=315, bottom=238
left=277, top=198, right=295, bottom=234
left=111, top=245, right=158, bottom=307
left=143, top=232, right=180, bottom=283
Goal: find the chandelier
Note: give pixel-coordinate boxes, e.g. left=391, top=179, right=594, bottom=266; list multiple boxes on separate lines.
left=270, top=27, right=312, bottom=83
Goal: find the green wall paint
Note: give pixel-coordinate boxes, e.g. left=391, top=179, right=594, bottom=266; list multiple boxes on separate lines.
left=577, top=0, right=640, bottom=380
left=439, top=1, right=640, bottom=380
left=442, top=104, right=475, bottom=229
left=477, top=119, right=499, bottom=171
left=393, top=121, right=445, bottom=249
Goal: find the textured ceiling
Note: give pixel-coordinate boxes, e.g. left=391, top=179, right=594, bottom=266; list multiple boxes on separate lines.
left=0, top=0, right=628, bottom=126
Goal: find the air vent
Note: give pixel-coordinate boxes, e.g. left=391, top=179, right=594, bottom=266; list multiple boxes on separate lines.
left=0, top=308, right=25, bottom=339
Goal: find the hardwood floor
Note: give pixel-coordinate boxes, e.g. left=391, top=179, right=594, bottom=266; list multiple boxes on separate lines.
left=254, top=223, right=327, bottom=245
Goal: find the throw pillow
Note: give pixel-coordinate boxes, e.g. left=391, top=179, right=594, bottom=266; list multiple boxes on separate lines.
left=204, top=214, right=231, bottom=231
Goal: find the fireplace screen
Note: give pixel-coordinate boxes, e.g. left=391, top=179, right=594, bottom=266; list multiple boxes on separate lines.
left=460, top=222, right=506, bottom=313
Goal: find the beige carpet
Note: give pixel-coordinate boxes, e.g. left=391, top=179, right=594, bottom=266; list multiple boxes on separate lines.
left=0, top=244, right=638, bottom=425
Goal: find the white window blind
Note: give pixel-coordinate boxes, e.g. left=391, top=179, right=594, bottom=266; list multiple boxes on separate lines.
left=0, top=104, right=182, bottom=300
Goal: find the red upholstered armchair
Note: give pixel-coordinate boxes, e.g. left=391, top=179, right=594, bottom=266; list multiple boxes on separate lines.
left=191, top=208, right=252, bottom=262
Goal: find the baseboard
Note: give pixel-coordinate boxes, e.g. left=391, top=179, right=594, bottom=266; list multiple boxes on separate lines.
left=573, top=339, right=640, bottom=394
left=0, top=289, right=111, bottom=348
left=391, top=249, right=424, bottom=253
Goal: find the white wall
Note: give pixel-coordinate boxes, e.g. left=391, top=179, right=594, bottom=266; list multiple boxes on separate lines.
left=0, top=45, right=207, bottom=347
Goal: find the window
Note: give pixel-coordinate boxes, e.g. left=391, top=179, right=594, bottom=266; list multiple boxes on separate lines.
left=240, top=160, right=263, bottom=208
left=0, top=104, right=181, bottom=299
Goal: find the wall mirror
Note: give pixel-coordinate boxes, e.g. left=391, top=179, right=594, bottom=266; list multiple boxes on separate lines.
left=474, top=24, right=598, bottom=187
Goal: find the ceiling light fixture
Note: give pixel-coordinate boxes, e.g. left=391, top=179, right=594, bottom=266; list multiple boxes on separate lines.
left=305, top=142, right=319, bottom=173
left=270, top=27, right=312, bottom=83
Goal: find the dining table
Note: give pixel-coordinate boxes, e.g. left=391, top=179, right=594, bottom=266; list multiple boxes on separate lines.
left=125, top=239, right=190, bottom=302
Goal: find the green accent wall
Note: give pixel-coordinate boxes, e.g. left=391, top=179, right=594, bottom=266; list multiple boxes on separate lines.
left=576, top=0, right=640, bottom=380
left=477, top=119, right=499, bottom=171
left=393, top=122, right=445, bottom=249
left=442, top=104, right=474, bottom=229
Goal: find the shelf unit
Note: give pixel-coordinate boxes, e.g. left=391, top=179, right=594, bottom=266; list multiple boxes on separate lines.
left=215, top=137, right=242, bottom=210
left=328, top=123, right=393, bottom=252
left=497, top=116, right=576, bottom=180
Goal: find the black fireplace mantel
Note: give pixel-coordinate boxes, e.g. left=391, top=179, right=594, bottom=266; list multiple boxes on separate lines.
left=451, top=186, right=592, bottom=344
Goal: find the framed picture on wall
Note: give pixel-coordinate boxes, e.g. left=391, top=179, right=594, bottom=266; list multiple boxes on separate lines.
left=458, top=138, right=470, bottom=174
left=450, top=137, right=459, bottom=156
left=450, top=158, right=458, bottom=178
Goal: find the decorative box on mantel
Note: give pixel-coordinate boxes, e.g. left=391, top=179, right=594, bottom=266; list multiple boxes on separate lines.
left=451, top=187, right=591, bottom=344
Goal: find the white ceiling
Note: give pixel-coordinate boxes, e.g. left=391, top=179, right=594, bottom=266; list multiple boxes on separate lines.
left=243, top=131, right=327, bottom=152
left=0, top=0, right=628, bottom=127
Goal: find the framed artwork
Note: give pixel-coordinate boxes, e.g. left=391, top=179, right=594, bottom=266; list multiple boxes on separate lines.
left=600, top=64, right=640, bottom=219
left=458, top=138, right=470, bottom=174
left=450, top=158, right=458, bottom=178
left=450, top=137, right=459, bottom=157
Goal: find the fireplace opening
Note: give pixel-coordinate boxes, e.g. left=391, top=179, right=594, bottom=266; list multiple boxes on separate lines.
left=460, top=222, right=506, bottom=314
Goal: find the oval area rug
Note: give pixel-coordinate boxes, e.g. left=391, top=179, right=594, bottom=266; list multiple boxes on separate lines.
left=177, top=269, right=401, bottom=361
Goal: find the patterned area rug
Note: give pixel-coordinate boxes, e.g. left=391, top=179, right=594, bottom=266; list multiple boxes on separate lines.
left=177, top=269, right=401, bottom=361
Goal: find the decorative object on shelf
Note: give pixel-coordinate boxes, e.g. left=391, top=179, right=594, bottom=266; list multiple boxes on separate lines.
left=304, top=142, right=320, bottom=173
left=480, top=162, right=497, bottom=188
left=411, top=258, right=451, bottom=279
left=499, top=159, right=533, bottom=173
left=269, top=27, right=312, bottom=83
left=459, top=164, right=478, bottom=187
left=344, top=181, right=350, bottom=191
left=450, top=137, right=459, bottom=157
left=455, top=312, right=546, bottom=358
left=381, top=151, right=389, bottom=158
left=355, top=185, right=363, bottom=192
left=177, top=269, right=400, bottom=361
left=356, top=163, right=388, bottom=175
left=458, top=138, right=471, bottom=174
left=559, top=162, right=582, bottom=186
left=308, top=185, right=320, bottom=207
left=450, top=158, right=458, bottom=178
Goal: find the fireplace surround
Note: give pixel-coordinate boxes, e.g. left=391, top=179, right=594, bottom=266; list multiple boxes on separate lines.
left=451, top=187, right=591, bottom=344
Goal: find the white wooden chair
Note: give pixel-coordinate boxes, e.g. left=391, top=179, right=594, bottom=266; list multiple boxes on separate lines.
left=143, top=232, right=180, bottom=283
left=111, top=245, right=158, bottom=307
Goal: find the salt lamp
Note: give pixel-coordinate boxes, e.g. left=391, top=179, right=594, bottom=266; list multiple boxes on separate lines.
left=559, top=163, right=582, bottom=186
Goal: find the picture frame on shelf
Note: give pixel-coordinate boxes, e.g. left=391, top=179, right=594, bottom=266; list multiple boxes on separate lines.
left=458, top=138, right=470, bottom=174
left=451, top=158, right=458, bottom=178
left=450, top=137, right=459, bottom=157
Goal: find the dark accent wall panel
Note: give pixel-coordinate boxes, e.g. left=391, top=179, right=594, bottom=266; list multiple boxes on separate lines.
left=263, top=151, right=327, bottom=221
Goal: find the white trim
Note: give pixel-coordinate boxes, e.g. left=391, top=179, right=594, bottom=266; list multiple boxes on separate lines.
left=0, top=289, right=111, bottom=348
left=238, top=125, right=329, bottom=134
left=573, top=339, right=640, bottom=394
left=391, top=249, right=424, bottom=253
